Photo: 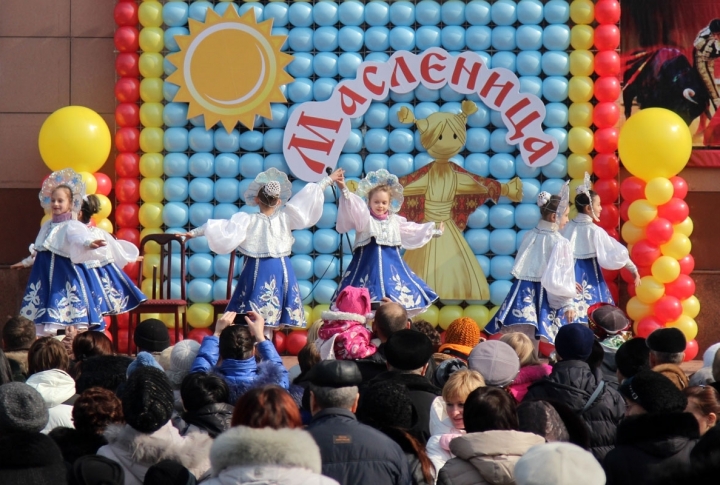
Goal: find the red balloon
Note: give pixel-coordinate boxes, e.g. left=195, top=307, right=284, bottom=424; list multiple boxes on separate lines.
left=188, top=328, right=213, bottom=344
left=664, top=275, right=695, bottom=300
left=678, top=255, right=695, bottom=275
left=619, top=199, right=631, bottom=222
left=606, top=228, right=620, bottom=241
left=169, top=331, right=184, bottom=346
left=595, top=51, right=621, bottom=77
left=594, top=76, right=621, bottom=103
left=635, top=316, right=663, bottom=338
left=620, top=177, right=646, bottom=202
left=538, top=342, right=555, bottom=358
left=595, top=0, right=621, bottom=24
left=594, top=127, right=619, bottom=154
left=114, top=26, right=139, bottom=53
left=603, top=268, right=620, bottom=282
left=620, top=267, right=636, bottom=283
left=670, top=176, right=688, bottom=199
left=273, top=331, right=287, bottom=354
left=631, top=240, right=661, bottom=267
left=645, top=218, right=674, bottom=246
left=627, top=284, right=637, bottom=297
left=653, top=295, right=683, bottom=323
left=115, top=313, right=130, bottom=330
left=122, top=259, right=140, bottom=280
left=484, top=332, right=503, bottom=341
left=593, top=154, right=620, bottom=179
left=114, top=1, right=138, bottom=26
left=115, top=53, right=139, bottom=77
left=116, top=178, right=141, bottom=203
left=594, top=179, right=619, bottom=203
left=115, top=77, right=140, bottom=103
left=94, top=173, right=113, bottom=197
left=116, top=333, right=130, bottom=355
left=594, top=24, right=620, bottom=50
left=637, top=265, right=652, bottom=277
left=115, top=103, right=140, bottom=127
left=683, top=339, right=699, bottom=361
left=286, top=331, right=308, bottom=356
left=115, top=153, right=140, bottom=178
left=597, top=204, right=620, bottom=230
left=115, top=127, right=140, bottom=153
left=593, top=102, right=620, bottom=129
left=116, top=203, right=140, bottom=227
left=657, top=198, right=689, bottom=224
left=607, top=281, right=620, bottom=304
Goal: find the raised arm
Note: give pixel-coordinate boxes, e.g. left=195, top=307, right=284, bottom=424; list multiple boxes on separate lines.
left=185, top=211, right=252, bottom=255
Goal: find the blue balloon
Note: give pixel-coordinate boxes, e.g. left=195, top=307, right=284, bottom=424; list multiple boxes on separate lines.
left=338, top=154, right=363, bottom=177
left=390, top=26, right=416, bottom=51
left=271, top=27, right=288, bottom=51
left=389, top=103, right=413, bottom=128
left=413, top=153, right=433, bottom=171
left=214, top=179, right=239, bottom=204
left=546, top=128, right=568, bottom=152
left=466, top=128, right=491, bottom=153
left=287, top=78, right=313, bottom=103
left=314, top=26, right=339, bottom=52
left=389, top=129, right=414, bottom=153
left=414, top=102, right=440, bottom=120
left=292, top=229, right=314, bottom=255
left=162, top=202, right=189, bottom=227
left=440, top=86, right=464, bottom=102
left=441, top=1, right=465, bottom=24
left=516, top=25, right=543, bottom=51
left=465, top=153, right=491, bottom=177
left=213, top=279, right=234, bottom=301
left=519, top=76, right=543, bottom=97
left=214, top=129, right=240, bottom=153
left=313, top=229, right=340, bottom=254
left=313, top=279, right=338, bottom=305
left=297, top=280, right=313, bottom=303
left=490, top=280, right=513, bottom=306
left=264, top=154, right=289, bottom=173
left=164, top=153, right=189, bottom=177
left=451, top=155, right=466, bottom=169
left=263, top=129, right=284, bottom=154
left=264, top=2, right=288, bottom=26
left=313, top=52, right=338, bottom=78
left=492, top=51, right=516, bottom=72
left=517, top=0, right=543, bottom=24
left=442, top=26, right=466, bottom=50
left=290, top=255, right=314, bottom=280
left=416, top=0, right=441, bottom=25
left=466, top=26, right=492, bottom=50
left=416, top=26, right=441, bottom=50
left=317, top=203, right=338, bottom=229
left=544, top=0, right=570, bottom=24
left=288, top=2, right=312, bottom=27
left=520, top=179, right=542, bottom=204
left=188, top=253, right=214, bottom=279
left=163, top=82, right=180, bottom=102
left=542, top=51, right=569, bottom=76
left=515, top=156, right=541, bottom=178
left=543, top=25, right=571, bottom=51
left=291, top=180, right=306, bottom=198
left=384, top=154, right=411, bottom=177
left=188, top=127, right=214, bottom=152
left=365, top=1, right=390, bottom=26
left=164, top=27, right=188, bottom=52
left=313, top=1, right=338, bottom=26
left=163, top=57, right=177, bottom=76
left=188, top=203, right=213, bottom=227
left=237, top=2, right=262, bottom=20
left=188, top=114, right=205, bottom=127
left=314, top=78, right=337, bottom=102
left=466, top=229, right=490, bottom=255
left=342, top=129, right=363, bottom=154
left=516, top=51, right=542, bottom=76
left=489, top=205, right=515, bottom=229
left=467, top=205, right=490, bottom=229
left=287, top=52, right=314, bottom=78
left=416, top=84, right=441, bottom=102
left=164, top=177, right=188, bottom=202
left=338, top=0, right=364, bottom=26
left=341, top=234, right=355, bottom=256
left=490, top=110, right=505, bottom=129
left=364, top=154, right=389, bottom=172
left=365, top=103, right=390, bottom=128
left=490, top=255, right=516, bottom=280
left=544, top=103, right=569, bottom=128
left=214, top=254, right=240, bottom=278
left=164, top=127, right=188, bottom=152
left=214, top=204, right=240, bottom=220
left=287, top=27, right=313, bottom=52
left=390, top=1, right=415, bottom=26
left=188, top=1, right=212, bottom=22
left=188, top=153, right=214, bottom=177
left=490, top=129, right=513, bottom=154
left=542, top=76, right=569, bottom=103
left=338, top=52, right=362, bottom=78
left=188, top=278, right=213, bottom=303
left=390, top=91, right=415, bottom=103
left=489, top=229, right=517, bottom=255
left=215, top=153, right=239, bottom=178
left=466, top=0, right=491, bottom=25
left=492, top=26, right=516, bottom=51
left=541, top=178, right=565, bottom=196
left=366, top=52, right=390, bottom=64
left=366, top=26, right=390, bottom=51
left=263, top=104, right=288, bottom=129
left=491, top=0, right=517, bottom=25
left=338, top=26, right=364, bottom=52
left=515, top=203, right=541, bottom=229
left=188, top=178, right=214, bottom=203
left=314, top=255, right=339, bottom=279
left=489, top=154, right=516, bottom=179
left=467, top=104, right=490, bottom=128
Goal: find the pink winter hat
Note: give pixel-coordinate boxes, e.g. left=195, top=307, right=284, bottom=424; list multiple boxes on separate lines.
left=322, top=286, right=371, bottom=324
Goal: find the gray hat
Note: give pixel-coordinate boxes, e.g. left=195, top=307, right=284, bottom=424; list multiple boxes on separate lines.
left=515, top=442, right=605, bottom=485
left=0, top=382, right=49, bottom=433
left=468, top=340, right=520, bottom=387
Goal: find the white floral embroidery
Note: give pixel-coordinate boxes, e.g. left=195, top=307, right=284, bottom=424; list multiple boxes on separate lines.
left=511, top=287, right=538, bottom=323
left=47, top=282, right=88, bottom=323
left=390, top=267, right=421, bottom=308
left=101, top=274, right=129, bottom=314
left=249, top=276, right=281, bottom=325
left=20, top=281, right=47, bottom=322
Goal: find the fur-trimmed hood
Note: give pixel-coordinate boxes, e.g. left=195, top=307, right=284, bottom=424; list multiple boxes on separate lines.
left=211, top=426, right=322, bottom=474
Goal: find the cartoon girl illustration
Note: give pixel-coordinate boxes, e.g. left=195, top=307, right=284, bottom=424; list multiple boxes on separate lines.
left=397, top=100, right=523, bottom=301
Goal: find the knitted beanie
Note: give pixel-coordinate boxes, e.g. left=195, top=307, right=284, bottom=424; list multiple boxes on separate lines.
left=440, top=317, right=481, bottom=352
left=615, top=338, right=650, bottom=379
left=134, top=318, right=171, bottom=352
left=75, top=355, right=134, bottom=394
left=121, top=366, right=174, bottom=433
left=619, top=370, right=687, bottom=414
left=0, top=432, right=67, bottom=485
left=0, top=382, right=48, bottom=434
left=167, top=340, right=201, bottom=386
left=126, top=351, right=165, bottom=378
left=468, top=340, right=520, bottom=388
left=554, top=324, right=595, bottom=361
left=357, top=380, right=415, bottom=430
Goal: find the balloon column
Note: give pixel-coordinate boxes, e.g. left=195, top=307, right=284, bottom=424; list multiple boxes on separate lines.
left=618, top=108, right=699, bottom=361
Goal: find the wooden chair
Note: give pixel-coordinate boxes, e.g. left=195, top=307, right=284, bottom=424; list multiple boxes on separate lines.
left=210, top=252, right=237, bottom=332
left=127, top=234, right=188, bottom=354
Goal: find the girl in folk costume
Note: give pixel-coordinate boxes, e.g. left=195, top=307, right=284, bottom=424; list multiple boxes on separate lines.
left=11, top=169, right=108, bottom=335
left=397, top=100, right=523, bottom=301
left=186, top=167, right=343, bottom=328
left=333, top=169, right=444, bottom=316
left=560, top=173, right=641, bottom=323
left=484, top=183, right=577, bottom=345
left=78, top=195, right=147, bottom=316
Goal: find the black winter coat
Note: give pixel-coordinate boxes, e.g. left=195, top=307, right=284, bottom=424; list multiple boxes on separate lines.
left=306, top=408, right=412, bottom=485
left=523, top=360, right=625, bottom=461
left=603, top=412, right=699, bottom=485
left=174, top=402, right=234, bottom=438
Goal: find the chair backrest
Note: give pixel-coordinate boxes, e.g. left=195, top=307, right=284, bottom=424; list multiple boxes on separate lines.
left=225, top=252, right=237, bottom=299
left=137, top=234, right=187, bottom=301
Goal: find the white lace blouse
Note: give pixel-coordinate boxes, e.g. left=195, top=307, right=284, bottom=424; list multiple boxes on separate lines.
left=21, top=219, right=100, bottom=267
left=83, top=226, right=140, bottom=269
left=560, top=214, right=637, bottom=273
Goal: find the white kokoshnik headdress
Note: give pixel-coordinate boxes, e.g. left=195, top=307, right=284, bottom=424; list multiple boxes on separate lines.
left=576, top=172, right=598, bottom=221
left=536, top=181, right=570, bottom=217
left=244, top=167, right=293, bottom=207
left=356, top=169, right=404, bottom=214
left=39, top=168, right=85, bottom=214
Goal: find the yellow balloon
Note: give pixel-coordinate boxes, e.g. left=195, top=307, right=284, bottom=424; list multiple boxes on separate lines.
left=96, top=218, right=113, bottom=234
left=667, top=315, right=698, bottom=341
left=311, top=304, right=330, bottom=323
left=628, top=200, right=658, bottom=227
left=140, top=227, right=163, bottom=254
left=569, top=178, right=588, bottom=203
left=626, top=297, right=651, bottom=321
left=660, top=233, right=692, bottom=259
left=569, top=0, right=594, bottom=24
left=41, top=214, right=52, bottom=226
left=568, top=127, right=594, bottom=154
left=78, top=172, right=98, bottom=195
left=569, top=207, right=579, bottom=220
left=569, top=50, right=594, bottom=77
left=188, top=303, right=214, bottom=328
left=139, top=53, right=164, bottom=78
left=567, top=153, right=593, bottom=179
left=651, top=256, right=681, bottom=283
left=463, top=305, right=490, bottom=329
left=674, top=217, right=694, bottom=237
left=416, top=305, right=440, bottom=327
left=141, top=277, right=160, bottom=298
left=140, top=178, right=164, bottom=203
left=681, top=296, right=700, bottom=319
left=140, top=78, right=164, bottom=103
left=644, top=177, right=674, bottom=206
left=571, top=25, right=594, bottom=50
left=439, top=305, right=464, bottom=330
left=139, top=27, right=164, bottom=53
left=138, top=1, right=163, bottom=28
left=138, top=202, right=164, bottom=228
left=488, top=306, right=500, bottom=321
left=140, top=103, right=164, bottom=128
left=618, top=108, right=692, bottom=181
left=621, top=222, right=645, bottom=244
left=140, top=153, right=165, bottom=178
left=142, top=254, right=161, bottom=279
left=94, top=194, right=112, bottom=219
left=568, top=77, right=594, bottom=103
left=636, top=276, right=665, bottom=304
left=568, top=103, right=593, bottom=128
left=303, top=305, right=313, bottom=328
left=38, top=106, right=111, bottom=173
left=140, top=127, right=164, bottom=153
left=158, top=313, right=176, bottom=329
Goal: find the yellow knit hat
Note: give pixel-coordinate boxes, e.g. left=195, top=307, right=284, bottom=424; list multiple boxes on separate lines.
left=443, top=317, right=481, bottom=349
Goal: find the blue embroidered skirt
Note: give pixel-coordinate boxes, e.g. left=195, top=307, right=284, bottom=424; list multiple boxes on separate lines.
left=572, top=257, right=614, bottom=324
left=334, top=240, right=438, bottom=316
left=484, top=279, right=569, bottom=345
left=86, top=263, right=147, bottom=316
left=20, top=251, right=105, bottom=331
left=227, top=256, right=304, bottom=328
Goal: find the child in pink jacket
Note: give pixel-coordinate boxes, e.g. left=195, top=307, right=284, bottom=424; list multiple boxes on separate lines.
left=316, top=286, right=376, bottom=360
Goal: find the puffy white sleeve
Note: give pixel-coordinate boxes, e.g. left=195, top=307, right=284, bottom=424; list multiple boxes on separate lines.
left=105, top=236, right=140, bottom=268
left=336, top=189, right=370, bottom=234
left=542, top=238, right=577, bottom=310
left=594, top=228, right=637, bottom=273
left=284, top=179, right=328, bottom=231
left=65, top=222, right=103, bottom=264
left=193, top=212, right=252, bottom=255
left=398, top=216, right=438, bottom=250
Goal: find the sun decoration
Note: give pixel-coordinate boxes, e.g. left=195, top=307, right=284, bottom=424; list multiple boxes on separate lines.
left=167, top=8, right=294, bottom=132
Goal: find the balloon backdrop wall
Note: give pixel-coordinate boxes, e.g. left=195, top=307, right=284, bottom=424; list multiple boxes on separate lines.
left=112, top=0, right=624, bottom=354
